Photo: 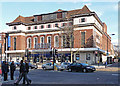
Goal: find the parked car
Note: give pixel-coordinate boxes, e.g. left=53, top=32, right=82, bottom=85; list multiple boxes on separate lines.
left=42, top=63, right=57, bottom=70
left=57, top=62, right=70, bottom=71
left=67, top=63, right=96, bottom=72
left=28, top=63, right=38, bottom=69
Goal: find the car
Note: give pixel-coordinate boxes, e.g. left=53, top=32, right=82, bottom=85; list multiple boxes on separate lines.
left=67, top=63, right=96, bottom=73
left=57, top=62, right=70, bottom=71
left=42, top=63, right=57, bottom=70
left=28, top=63, right=38, bottom=69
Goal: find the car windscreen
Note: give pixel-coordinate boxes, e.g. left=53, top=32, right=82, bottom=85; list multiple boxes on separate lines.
left=81, top=63, right=89, bottom=66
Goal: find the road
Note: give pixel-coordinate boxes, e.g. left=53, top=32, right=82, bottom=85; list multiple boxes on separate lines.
left=2, top=68, right=119, bottom=85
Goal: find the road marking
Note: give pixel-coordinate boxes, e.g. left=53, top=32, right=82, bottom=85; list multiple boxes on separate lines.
left=112, top=74, right=119, bottom=76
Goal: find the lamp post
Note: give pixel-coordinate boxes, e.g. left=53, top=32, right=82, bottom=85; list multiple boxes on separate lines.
left=106, top=34, right=115, bottom=64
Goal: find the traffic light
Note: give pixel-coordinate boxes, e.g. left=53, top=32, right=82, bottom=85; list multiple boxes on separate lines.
left=25, top=49, right=29, bottom=57
left=54, top=49, right=58, bottom=55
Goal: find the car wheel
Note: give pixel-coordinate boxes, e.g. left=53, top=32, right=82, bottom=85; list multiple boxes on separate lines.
left=83, top=69, right=87, bottom=73
left=68, top=68, right=72, bottom=72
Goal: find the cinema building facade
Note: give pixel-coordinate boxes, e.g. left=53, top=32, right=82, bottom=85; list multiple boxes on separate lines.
left=3, top=5, right=114, bottom=64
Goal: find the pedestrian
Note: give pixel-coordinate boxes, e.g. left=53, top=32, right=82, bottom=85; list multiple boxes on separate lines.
left=105, top=61, right=107, bottom=68
left=10, top=61, right=16, bottom=80
left=14, top=60, right=31, bottom=85
left=23, top=60, right=31, bottom=84
left=2, top=61, right=9, bottom=81
left=2, top=61, right=5, bottom=76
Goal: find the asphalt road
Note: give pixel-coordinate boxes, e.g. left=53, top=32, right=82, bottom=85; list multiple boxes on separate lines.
left=2, top=68, right=119, bottom=85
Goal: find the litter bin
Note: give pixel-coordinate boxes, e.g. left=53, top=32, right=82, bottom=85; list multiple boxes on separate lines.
left=54, top=65, right=57, bottom=71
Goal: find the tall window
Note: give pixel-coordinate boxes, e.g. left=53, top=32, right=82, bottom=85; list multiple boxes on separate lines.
left=34, top=37, right=38, bottom=48
left=47, top=36, right=51, bottom=48
left=81, top=32, right=85, bottom=47
left=27, top=38, right=31, bottom=48
left=14, top=37, right=16, bottom=50
left=86, top=53, right=90, bottom=60
left=54, top=35, right=59, bottom=47
left=40, top=37, right=44, bottom=48
left=63, top=35, right=67, bottom=48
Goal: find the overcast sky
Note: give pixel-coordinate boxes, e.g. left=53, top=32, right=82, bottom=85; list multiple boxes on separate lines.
left=0, top=1, right=119, bottom=45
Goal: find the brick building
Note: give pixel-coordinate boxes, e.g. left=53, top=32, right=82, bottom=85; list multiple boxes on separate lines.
left=1, top=5, right=113, bottom=64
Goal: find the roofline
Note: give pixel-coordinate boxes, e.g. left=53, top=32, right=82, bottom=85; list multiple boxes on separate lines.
left=34, top=11, right=68, bottom=16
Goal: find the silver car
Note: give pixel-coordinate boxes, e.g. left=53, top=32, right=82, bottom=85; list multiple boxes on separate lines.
left=42, top=63, right=57, bottom=70
left=57, top=62, right=70, bottom=71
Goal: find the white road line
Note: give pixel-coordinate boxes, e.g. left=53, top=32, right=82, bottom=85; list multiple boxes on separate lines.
left=112, top=74, right=119, bottom=76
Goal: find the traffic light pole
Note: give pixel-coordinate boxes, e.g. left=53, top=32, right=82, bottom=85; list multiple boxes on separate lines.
left=52, top=48, right=55, bottom=70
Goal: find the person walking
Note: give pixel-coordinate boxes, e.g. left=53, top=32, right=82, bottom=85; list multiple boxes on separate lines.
left=10, top=61, right=16, bottom=80
left=23, top=60, right=31, bottom=84
left=14, top=60, right=30, bottom=85
left=2, top=61, right=9, bottom=81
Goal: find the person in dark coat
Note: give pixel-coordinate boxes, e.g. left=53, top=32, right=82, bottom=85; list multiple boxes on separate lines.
left=2, top=61, right=5, bottom=76
left=23, top=60, right=31, bottom=84
left=10, top=61, right=16, bottom=80
left=14, top=60, right=30, bottom=85
left=3, top=61, right=9, bottom=81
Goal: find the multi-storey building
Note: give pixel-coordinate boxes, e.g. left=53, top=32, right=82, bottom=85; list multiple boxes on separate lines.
left=2, top=5, right=113, bottom=64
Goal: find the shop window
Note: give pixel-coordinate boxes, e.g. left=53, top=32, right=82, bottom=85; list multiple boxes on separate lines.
left=86, top=53, right=90, bottom=60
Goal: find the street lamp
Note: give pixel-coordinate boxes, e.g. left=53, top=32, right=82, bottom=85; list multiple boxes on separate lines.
left=106, top=34, right=115, bottom=63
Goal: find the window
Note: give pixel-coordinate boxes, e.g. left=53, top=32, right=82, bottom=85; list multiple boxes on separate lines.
left=34, top=26, right=37, bottom=29
left=27, top=38, right=31, bottom=48
left=48, top=24, right=51, bottom=28
left=54, top=35, right=59, bottom=47
left=47, top=36, right=51, bottom=48
left=76, top=54, right=80, bottom=60
left=81, top=32, right=85, bottom=47
left=40, top=37, right=44, bottom=48
left=86, top=53, right=90, bottom=60
left=63, top=35, right=67, bottom=48
left=0, top=35, right=1, bottom=40
left=34, top=37, right=38, bottom=48
left=14, top=26, right=17, bottom=30
left=14, top=37, right=16, bottom=50
left=41, top=25, right=44, bottom=29
left=0, top=43, right=1, bottom=48
left=55, top=23, right=58, bottom=27
left=28, top=27, right=31, bottom=30
left=81, top=18, right=85, bottom=22
left=62, top=23, right=65, bottom=27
